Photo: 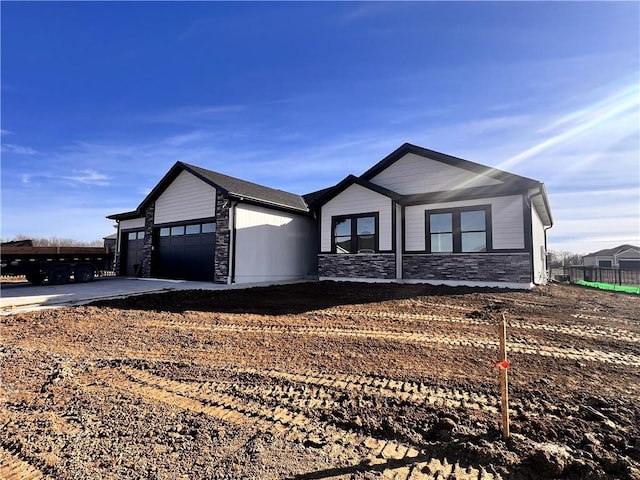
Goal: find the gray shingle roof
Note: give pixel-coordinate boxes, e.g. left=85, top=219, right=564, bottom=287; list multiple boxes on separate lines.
left=585, top=244, right=640, bottom=257
left=181, top=162, right=309, bottom=212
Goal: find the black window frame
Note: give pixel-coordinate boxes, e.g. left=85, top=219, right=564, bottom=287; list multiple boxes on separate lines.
left=185, top=224, right=201, bottom=235
left=425, top=205, right=492, bottom=253
left=201, top=222, right=216, bottom=234
left=157, top=220, right=217, bottom=238
left=126, top=230, right=144, bottom=241
left=331, top=212, right=380, bottom=254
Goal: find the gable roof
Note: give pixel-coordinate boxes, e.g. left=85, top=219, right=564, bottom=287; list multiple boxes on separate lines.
left=302, top=186, right=334, bottom=207
left=311, top=143, right=552, bottom=226
left=584, top=244, right=640, bottom=258
left=361, top=143, right=541, bottom=189
left=109, top=162, right=309, bottom=220
left=308, top=174, right=403, bottom=209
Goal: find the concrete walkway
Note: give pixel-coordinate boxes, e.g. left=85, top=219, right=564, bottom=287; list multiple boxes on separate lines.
left=0, top=276, right=298, bottom=314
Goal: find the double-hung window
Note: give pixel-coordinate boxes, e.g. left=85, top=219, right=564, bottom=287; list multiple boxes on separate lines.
left=426, top=206, right=490, bottom=253
left=332, top=213, right=378, bottom=254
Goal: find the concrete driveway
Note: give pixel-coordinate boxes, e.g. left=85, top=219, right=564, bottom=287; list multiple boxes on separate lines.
left=0, top=276, right=235, bottom=314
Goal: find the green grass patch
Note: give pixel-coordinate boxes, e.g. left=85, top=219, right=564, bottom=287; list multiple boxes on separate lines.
left=576, top=279, right=640, bottom=294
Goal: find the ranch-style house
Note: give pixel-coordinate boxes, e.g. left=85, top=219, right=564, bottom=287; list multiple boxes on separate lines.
left=108, top=143, right=553, bottom=289
left=582, top=244, right=640, bottom=270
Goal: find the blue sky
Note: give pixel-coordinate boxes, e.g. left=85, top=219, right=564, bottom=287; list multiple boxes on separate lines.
left=2, top=1, right=638, bottom=254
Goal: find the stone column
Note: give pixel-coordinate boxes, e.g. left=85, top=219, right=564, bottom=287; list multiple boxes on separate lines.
left=141, top=203, right=155, bottom=278
left=214, top=192, right=230, bottom=283
left=114, top=251, right=121, bottom=276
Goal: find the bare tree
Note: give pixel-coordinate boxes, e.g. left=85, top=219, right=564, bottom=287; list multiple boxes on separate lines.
left=1, top=234, right=103, bottom=247
left=548, top=250, right=583, bottom=268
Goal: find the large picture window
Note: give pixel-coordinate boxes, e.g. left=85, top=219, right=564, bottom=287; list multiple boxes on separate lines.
left=426, top=206, right=490, bottom=253
left=332, top=213, right=378, bottom=254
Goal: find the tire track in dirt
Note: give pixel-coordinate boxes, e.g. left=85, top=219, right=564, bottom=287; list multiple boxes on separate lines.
left=218, top=367, right=565, bottom=423
left=570, top=312, right=640, bottom=329
left=314, top=308, right=640, bottom=344
left=138, top=320, right=640, bottom=368
left=0, top=446, right=46, bottom=480
left=100, top=366, right=499, bottom=480
left=236, top=367, right=501, bottom=415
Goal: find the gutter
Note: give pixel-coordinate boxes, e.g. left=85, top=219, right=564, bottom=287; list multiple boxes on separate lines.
left=227, top=193, right=309, bottom=215
left=528, top=184, right=553, bottom=228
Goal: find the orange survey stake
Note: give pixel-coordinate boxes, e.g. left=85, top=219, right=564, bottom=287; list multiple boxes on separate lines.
left=494, top=360, right=510, bottom=369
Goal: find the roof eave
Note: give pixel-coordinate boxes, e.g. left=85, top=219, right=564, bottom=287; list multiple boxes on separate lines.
left=227, top=192, right=309, bottom=214
left=106, top=210, right=142, bottom=221
left=533, top=183, right=553, bottom=227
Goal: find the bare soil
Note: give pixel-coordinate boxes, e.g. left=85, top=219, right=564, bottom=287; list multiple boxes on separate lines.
left=1, top=282, right=639, bottom=479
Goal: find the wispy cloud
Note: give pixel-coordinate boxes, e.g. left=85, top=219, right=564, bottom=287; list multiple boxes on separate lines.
left=141, top=105, right=246, bottom=126
left=60, top=170, right=111, bottom=186
left=337, top=3, right=394, bottom=25
left=0, top=129, right=12, bottom=136
left=12, top=169, right=112, bottom=188
left=1, top=143, right=37, bottom=155
left=165, top=130, right=208, bottom=146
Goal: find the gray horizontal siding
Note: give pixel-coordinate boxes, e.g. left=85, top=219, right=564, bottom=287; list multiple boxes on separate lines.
left=404, top=195, right=524, bottom=251
left=370, top=152, right=501, bottom=195
left=155, top=171, right=216, bottom=225
left=321, top=184, right=392, bottom=252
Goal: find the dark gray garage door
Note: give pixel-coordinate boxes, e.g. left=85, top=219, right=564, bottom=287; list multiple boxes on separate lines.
left=124, top=230, right=145, bottom=276
left=156, top=222, right=216, bottom=281
left=619, top=260, right=640, bottom=270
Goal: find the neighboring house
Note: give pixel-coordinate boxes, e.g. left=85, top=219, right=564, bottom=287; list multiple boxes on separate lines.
left=312, top=143, right=553, bottom=288
left=108, top=143, right=553, bottom=288
left=107, top=162, right=317, bottom=284
left=582, top=244, right=640, bottom=270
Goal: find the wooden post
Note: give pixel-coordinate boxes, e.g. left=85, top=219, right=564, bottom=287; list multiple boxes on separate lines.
left=499, top=313, right=510, bottom=439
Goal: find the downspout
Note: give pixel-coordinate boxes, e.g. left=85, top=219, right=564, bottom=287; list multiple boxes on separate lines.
left=544, top=225, right=552, bottom=283
left=114, top=220, right=121, bottom=275
left=394, top=201, right=403, bottom=281
left=227, top=200, right=237, bottom=285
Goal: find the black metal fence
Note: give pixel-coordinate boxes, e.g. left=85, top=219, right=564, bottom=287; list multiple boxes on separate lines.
left=564, top=266, right=640, bottom=286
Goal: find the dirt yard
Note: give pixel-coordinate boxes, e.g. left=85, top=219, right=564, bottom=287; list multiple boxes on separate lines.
left=1, top=282, right=639, bottom=479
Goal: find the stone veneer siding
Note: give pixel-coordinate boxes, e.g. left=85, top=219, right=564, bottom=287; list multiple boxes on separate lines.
left=403, top=253, right=531, bottom=283
left=113, top=252, right=121, bottom=276
left=141, top=203, right=155, bottom=278
left=214, top=191, right=230, bottom=283
left=318, top=254, right=396, bottom=279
